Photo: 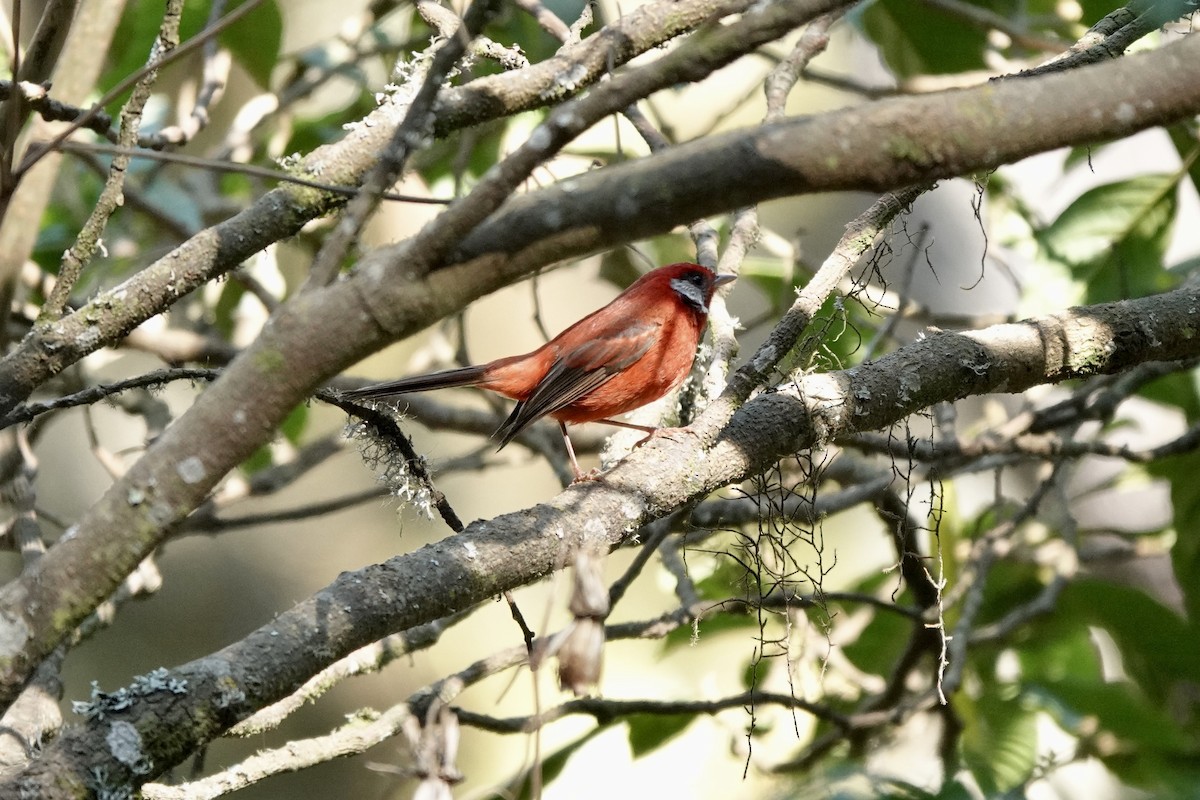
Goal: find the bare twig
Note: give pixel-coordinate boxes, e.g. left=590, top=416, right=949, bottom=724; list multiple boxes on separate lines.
left=138, top=1, right=231, bottom=148
left=0, top=367, right=219, bottom=427
left=305, top=0, right=498, bottom=289
left=1017, top=0, right=1193, bottom=77
left=229, top=615, right=467, bottom=737
left=43, top=0, right=185, bottom=318
left=15, top=0, right=269, bottom=177
left=56, top=138, right=456, bottom=204
left=764, top=9, right=844, bottom=121
left=724, top=185, right=925, bottom=404
left=511, top=0, right=571, bottom=42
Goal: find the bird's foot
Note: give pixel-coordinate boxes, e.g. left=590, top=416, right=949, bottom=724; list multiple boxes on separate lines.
left=569, top=467, right=605, bottom=484
left=632, top=425, right=699, bottom=449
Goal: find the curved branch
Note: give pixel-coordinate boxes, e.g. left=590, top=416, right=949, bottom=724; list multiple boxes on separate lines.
left=445, top=35, right=1200, bottom=269
left=0, top=0, right=766, bottom=413
left=0, top=22, right=1197, bottom=732
left=9, top=282, right=1200, bottom=794
left=0, top=0, right=843, bottom=717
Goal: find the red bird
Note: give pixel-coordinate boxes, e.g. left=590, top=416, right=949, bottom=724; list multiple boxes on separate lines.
left=343, top=263, right=734, bottom=478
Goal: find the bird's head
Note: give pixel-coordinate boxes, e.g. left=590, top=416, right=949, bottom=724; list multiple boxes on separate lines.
left=653, top=262, right=736, bottom=315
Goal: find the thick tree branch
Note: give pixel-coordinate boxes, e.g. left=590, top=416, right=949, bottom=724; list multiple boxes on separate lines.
left=0, top=15, right=1194, bottom=415
left=0, top=25, right=1197, bottom=727
left=0, top=0, right=766, bottom=412
left=446, top=35, right=1200, bottom=268
left=9, top=283, right=1200, bottom=795
left=0, top=0, right=843, bottom=713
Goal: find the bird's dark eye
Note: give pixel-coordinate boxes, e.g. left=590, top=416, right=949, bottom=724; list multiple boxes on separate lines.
left=685, top=271, right=705, bottom=286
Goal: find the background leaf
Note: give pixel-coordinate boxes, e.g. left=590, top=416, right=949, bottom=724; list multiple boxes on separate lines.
left=1035, top=174, right=1180, bottom=303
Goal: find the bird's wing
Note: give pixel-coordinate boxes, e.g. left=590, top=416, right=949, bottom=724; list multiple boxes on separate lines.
left=494, top=322, right=658, bottom=447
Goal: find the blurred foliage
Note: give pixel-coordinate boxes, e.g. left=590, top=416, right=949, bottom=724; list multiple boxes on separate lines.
left=21, top=0, right=1200, bottom=797
left=1035, top=174, right=1180, bottom=303
left=615, top=2, right=1200, bottom=795
left=106, top=0, right=283, bottom=93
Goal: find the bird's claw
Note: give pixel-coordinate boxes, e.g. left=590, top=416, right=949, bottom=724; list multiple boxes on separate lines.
left=569, top=467, right=605, bottom=484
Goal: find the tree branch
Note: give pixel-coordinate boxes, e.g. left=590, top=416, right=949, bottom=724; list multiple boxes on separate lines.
left=9, top=282, right=1200, bottom=794
left=0, top=22, right=1198, bottom=733
left=0, top=0, right=767, bottom=412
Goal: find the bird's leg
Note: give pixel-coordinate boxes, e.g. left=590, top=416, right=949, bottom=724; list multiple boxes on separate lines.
left=591, top=418, right=656, bottom=435
left=594, top=418, right=704, bottom=451
left=591, top=418, right=658, bottom=447
left=559, top=421, right=585, bottom=481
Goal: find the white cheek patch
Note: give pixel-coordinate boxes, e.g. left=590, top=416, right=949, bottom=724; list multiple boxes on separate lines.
left=671, top=276, right=708, bottom=312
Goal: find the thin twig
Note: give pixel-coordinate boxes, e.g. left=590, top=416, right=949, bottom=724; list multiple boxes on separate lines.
left=16, top=0, right=269, bottom=176
left=724, top=185, right=925, bottom=403
left=1016, top=0, right=1192, bottom=78
left=764, top=9, right=844, bottom=121
left=229, top=615, right=468, bottom=737
left=305, top=0, right=499, bottom=289
left=56, top=140, right=454, bottom=205
left=43, top=0, right=185, bottom=318
left=0, top=367, right=219, bottom=427
left=138, top=0, right=230, bottom=148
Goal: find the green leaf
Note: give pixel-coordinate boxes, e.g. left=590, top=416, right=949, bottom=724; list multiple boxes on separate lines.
left=1016, top=622, right=1103, bottom=686
left=1035, top=174, right=1180, bottom=303
left=415, top=119, right=508, bottom=186
left=280, top=403, right=308, bottom=445
left=1077, top=0, right=1132, bottom=24
left=220, top=1, right=282, bottom=87
left=625, top=713, right=695, bottom=757
left=1028, top=678, right=1190, bottom=751
left=105, top=0, right=170, bottom=92
left=969, top=558, right=1044, bottom=634
left=1149, top=449, right=1200, bottom=625
left=1167, top=123, right=1200, bottom=204
left=212, top=280, right=246, bottom=340
left=283, top=96, right=377, bottom=156
left=1056, top=579, right=1196, bottom=704
left=105, top=0, right=282, bottom=97
left=512, top=727, right=605, bottom=800
left=1139, top=368, right=1200, bottom=422
left=809, top=295, right=870, bottom=370
left=691, top=547, right=757, bottom=598
left=958, top=689, right=1038, bottom=794
left=789, top=763, right=982, bottom=800
left=931, top=777, right=984, bottom=800
left=840, top=601, right=912, bottom=676
left=857, top=0, right=989, bottom=77
left=1105, top=755, right=1200, bottom=799
left=240, top=404, right=308, bottom=474
left=737, top=255, right=798, bottom=314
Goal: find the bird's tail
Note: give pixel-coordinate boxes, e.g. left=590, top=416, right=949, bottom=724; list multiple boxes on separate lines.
left=341, top=365, right=490, bottom=400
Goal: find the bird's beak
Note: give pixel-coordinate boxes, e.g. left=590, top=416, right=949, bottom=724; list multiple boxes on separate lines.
left=713, top=273, right=737, bottom=288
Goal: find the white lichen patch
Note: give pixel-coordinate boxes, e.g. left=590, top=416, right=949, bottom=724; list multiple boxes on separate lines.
left=106, top=720, right=152, bottom=775
left=526, top=126, right=552, bottom=151
left=176, top=456, right=205, bottom=485
left=621, top=497, right=644, bottom=521
left=0, top=613, right=30, bottom=658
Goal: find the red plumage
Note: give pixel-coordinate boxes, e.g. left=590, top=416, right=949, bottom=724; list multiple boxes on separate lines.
left=343, top=263, right=734, bottom=477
